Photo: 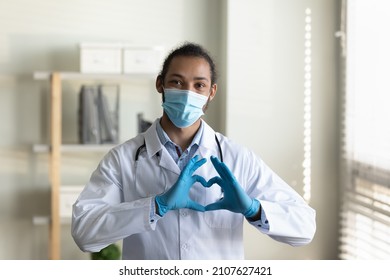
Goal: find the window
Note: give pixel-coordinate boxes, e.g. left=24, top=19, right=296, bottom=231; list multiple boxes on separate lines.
left=339, top=0, right=390, bottom=259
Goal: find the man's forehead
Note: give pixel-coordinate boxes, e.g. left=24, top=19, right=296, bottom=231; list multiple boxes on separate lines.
left=167, top=56, right=211, bottom=78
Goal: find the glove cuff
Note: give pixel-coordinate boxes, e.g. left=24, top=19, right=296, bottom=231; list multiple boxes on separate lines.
left=155, top=196, right=168, bottom=217
left=243, top=199, right=260, bottom=218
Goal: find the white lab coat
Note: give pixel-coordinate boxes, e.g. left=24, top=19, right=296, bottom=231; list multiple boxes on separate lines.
left=71, top=119, right=316, bottom=259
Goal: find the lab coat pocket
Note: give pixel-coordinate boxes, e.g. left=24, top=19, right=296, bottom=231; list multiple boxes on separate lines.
left=134, top=159, right=166, bottom=198
left=203, top=184, right=242, bottom=229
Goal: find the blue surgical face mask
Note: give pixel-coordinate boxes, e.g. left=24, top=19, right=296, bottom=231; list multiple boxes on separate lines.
left=162, top=88, right=208, bottom=128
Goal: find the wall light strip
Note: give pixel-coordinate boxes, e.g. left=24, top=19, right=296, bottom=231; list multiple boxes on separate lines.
left=303, top=8, right=312, bottom=203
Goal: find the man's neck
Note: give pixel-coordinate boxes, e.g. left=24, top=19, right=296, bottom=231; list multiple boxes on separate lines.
left=160, top=114, right=201, bottom=151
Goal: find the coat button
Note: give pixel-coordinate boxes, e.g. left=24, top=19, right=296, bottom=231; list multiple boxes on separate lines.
left=181, top=211, right=188, bottom=217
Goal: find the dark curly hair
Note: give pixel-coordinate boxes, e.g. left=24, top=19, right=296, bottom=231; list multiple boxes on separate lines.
left=159, top=42, right=218, bottom=85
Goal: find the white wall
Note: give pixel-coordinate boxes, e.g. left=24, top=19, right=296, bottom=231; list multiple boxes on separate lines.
left=0, top=0, right=340, bottom=260
left=225, top=0, right=340, bottom=259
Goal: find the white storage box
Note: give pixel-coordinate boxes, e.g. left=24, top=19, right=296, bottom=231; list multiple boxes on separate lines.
left=60, top=185, right=84, bottom=218
left=123, top=45, right=164, bottom=74
left=80, top=43, right=122, bottom=73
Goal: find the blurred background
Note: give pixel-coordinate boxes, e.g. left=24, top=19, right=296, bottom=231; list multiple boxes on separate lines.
left=1, top=0, right=389, bottom=260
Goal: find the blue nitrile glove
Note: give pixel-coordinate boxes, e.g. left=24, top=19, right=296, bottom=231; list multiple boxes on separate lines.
left=155, top=155, right=208, bottom=216
left=205, top=155, right=260, bottom=218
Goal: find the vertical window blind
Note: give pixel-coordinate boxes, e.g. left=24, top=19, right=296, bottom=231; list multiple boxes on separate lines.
left=339, top=0, right=390, bottom=259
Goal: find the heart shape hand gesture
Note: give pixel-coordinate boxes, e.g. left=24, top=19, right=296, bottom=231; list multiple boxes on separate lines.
left=155, top=155, right=260, bottom=218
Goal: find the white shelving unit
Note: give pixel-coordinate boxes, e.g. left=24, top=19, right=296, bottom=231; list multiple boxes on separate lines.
left=33, top=71, right=154, bottom=81
left=33, top=71, right=155, bottom=259
left=32, top=144, right=116, bottom=153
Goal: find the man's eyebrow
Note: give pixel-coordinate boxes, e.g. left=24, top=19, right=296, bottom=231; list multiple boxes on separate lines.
left=168, top=73, right=209, bottom=82
left=193, top=76, right=209, bottom=81
left=168, top=73, right=184, bottom=79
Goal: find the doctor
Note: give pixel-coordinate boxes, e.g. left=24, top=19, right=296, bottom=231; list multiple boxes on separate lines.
left=71, top=42, right=316, bottom=259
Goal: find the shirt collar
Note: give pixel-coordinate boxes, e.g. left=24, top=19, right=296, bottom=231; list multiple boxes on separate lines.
left=156, top=118, right=204, bottom=150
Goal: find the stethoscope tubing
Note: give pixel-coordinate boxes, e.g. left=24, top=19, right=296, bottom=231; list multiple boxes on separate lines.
left=135, top=134, right=223, bottom=162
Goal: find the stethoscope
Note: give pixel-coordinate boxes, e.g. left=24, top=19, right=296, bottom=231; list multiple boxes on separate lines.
left=135, top=134, right=223, bottom=163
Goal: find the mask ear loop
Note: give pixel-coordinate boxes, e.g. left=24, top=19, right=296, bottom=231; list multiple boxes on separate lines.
left=160, top=76, right=165, bottom=103
left=161, top=87, right=165, bottom=103
left=203, top=89, right=213, bottom=112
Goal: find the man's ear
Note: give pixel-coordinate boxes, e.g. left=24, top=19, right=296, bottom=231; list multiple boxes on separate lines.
left=156, top=75, right=163, bottom=93
left=209, top=83, right=217, bottom=101
left=203, top=84, right=218, bottom=112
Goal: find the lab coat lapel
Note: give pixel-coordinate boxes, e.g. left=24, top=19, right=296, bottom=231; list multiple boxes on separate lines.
left=144, top=119, right=181, bottom=175
left=159, top=148, right=181, bottom=175
left=197, top=120, right=219, bottom=161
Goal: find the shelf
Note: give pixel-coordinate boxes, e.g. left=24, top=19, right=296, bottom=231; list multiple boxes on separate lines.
left=33, top=216, right=72, bottom=225
left=33, top=144, right=116, bottom=153
left=35, top=71, right=155, bottom=259
left=33, top=71, right=155, bottom=81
